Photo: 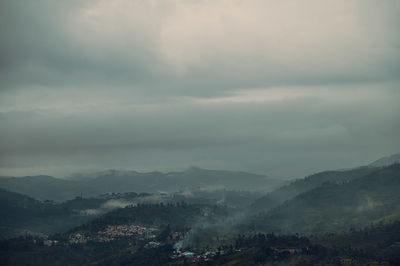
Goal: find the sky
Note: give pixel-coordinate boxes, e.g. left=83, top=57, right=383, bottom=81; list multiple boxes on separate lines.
left=0, top=0, right=399, bottom=179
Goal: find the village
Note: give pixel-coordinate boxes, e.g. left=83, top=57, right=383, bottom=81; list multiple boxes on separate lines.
left=41, top=223, right=229, bottom=263
left=68, top=224, right=159, bottom=244
left=39, top=225, right=310, bottom=264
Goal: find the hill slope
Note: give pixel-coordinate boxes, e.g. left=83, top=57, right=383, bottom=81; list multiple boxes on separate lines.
left=369, top=153, right=400, bottom=167
left=0, top=188, right=97, bottom=238
left=251, top=166, right=377, bottom=212
left=253, top=164, right=400, bottom=233
left=72, top=203, right=230, bottom=235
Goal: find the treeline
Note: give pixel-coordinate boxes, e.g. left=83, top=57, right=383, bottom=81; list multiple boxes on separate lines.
left=1, top=220, right=400, bottom=265
left=211, top=221, right=400, bottom=265
left=314, top=220, right=400, bottom=248
left=252, top=164, right=400, bottom=234
left=234, top=233, right=310, bottom=249
left=0, top=235, right=174, bottom=266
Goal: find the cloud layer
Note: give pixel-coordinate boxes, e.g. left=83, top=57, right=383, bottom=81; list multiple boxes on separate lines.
left=0, top=0, right=399, bottom=178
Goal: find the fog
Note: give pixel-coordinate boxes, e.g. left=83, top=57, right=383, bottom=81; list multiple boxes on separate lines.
left=1, top=0, right=399, bottom=179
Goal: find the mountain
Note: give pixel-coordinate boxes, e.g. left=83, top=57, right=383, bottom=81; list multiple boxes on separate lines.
left=251, top=154, right=400, bottom=213
left=251, top=166, right=377, bottom=212
left=369, top=153, right=400, bottom=167
left=0, top=188, right=97, bottom=238
left=252, top=164, right=400, bottom=233
left=0, top=175, right=99, bottom=202
left=0, top=167, right=282, bottom=201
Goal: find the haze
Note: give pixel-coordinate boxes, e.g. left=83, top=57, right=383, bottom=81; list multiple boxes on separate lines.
left=0, top=0, right=399, bottom=178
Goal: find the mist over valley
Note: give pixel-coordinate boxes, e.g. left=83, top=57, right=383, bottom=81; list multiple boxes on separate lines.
left=1, top=0, right=399, bottom=264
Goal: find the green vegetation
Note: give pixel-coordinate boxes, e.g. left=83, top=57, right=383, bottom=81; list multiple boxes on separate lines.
left=0, top=236, right=174, bottom=266
left=1, top=221, right=400, bottom=265
left=0, top=188, right=96, bottom=238
left=251, top=166, right=378, bottom=212
left=1, top=163, right=400, bottom=264
left=71, top=202, right=230, bottom=234
left=252, top=164, right=400, bottom=233
left=213, top=221, right=400, bottom=265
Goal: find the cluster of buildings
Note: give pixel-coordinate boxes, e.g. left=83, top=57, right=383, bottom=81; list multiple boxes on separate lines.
left=95, top=224, right=158, bottom=242
left=170, top=245, right=246, bottom=263
left=69, top=233, right=90, bottom=244
left=170, top=250, right=217, bottom=262
left=67, top=224, right=159, bottom=244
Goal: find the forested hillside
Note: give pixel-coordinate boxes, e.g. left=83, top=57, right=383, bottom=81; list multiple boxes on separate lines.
left=252, top=164, right=400, bottom=233
left=251, top=167, right=378, bottom=212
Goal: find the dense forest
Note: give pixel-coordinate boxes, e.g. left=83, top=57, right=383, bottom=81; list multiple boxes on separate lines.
left=0, top=164, right=399, bottom=265
left=252, top=164, right=400, bottom=233
left=1, top=221, right=399, bottom=265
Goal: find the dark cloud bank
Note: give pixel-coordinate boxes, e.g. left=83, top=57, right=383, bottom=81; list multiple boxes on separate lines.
left=0, top=0, right=399, bottom=178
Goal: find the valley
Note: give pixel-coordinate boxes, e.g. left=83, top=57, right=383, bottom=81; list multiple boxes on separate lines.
left=0, top=158, right=399, bottom=265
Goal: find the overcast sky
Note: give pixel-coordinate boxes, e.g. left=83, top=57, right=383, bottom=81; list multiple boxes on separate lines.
left=0, top=0, right=399, bottom=179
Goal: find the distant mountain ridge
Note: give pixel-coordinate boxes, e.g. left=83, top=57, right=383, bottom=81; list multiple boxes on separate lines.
left=369, top=153, right=400, bottom=167
left=0, top=167, right=282, bottom=201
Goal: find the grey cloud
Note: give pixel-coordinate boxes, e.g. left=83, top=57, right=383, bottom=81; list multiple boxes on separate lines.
left=0, top=0, right=163, bottom=90
left=1, top=85, right=399, bottom=178
left=0, top=0, right=399, bottom=178
left=1, top=0, right=399, bottom=96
